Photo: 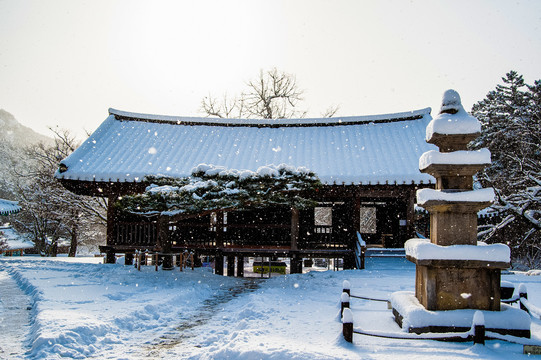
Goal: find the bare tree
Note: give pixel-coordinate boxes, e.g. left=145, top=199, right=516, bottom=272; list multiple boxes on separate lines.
left=201, top=68, right=312, bottom=119
left=10, top=128, right=107, bottom=256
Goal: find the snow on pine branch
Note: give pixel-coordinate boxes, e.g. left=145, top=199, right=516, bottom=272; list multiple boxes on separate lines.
left=116, top=163, right=321, bottom=215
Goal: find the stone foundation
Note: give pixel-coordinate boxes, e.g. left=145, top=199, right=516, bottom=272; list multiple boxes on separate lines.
left=390, top=291, right=531, bottom=338
left=415, top=263, right=501, bottom=311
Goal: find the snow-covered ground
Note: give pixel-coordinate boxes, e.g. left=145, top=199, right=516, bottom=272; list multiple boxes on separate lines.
left=1, top=255, right=540, bottom=359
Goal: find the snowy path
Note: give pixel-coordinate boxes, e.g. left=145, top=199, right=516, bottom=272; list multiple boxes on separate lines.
left=143, top=278, right=261, bottom=358
left=0, top=270, right=31, bottom=359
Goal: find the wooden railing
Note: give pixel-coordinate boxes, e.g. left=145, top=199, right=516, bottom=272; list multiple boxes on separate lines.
left=112, top=220, right=354, bottom=251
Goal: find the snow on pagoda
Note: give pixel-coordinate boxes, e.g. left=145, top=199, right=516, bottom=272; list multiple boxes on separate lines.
left=390, top=90, right=531, bottom=337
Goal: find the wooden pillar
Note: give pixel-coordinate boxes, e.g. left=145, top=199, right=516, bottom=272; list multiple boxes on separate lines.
left=406, top=188, right=416, bottom=240
left=343, top=252, right=356, bottom=270
left=291, top=207, right=299, bottom=251
left=125, top=253, right=134, bottom=266
left=105, top=249, right=116, bottom=264
left=216, top=210, right=224, bottom=248
left=227, top=255, right=235, bottom=277
left=354, top=196, right=361, bottom=232
left=290, top=254, right=302, bottom=274
left=105, top=194, right=118, bottom=264
left=236, top=256, right=244, bottom=277
left=140, top=251, right=147, bottom=266
left=158, top=216, right=173, bottom=270
left=215, top=252, right=224, bottom=275
left=106, top=195, right=118, bottom=247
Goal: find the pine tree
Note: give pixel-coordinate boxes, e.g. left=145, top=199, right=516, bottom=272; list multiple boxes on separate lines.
left=116, top=164, right=321, bottom=216
left=472, top=71, right=541, bottom=266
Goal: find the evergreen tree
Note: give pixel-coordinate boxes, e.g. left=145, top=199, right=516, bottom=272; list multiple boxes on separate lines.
left=472, top=71, right=541, bottom=266
left=116, top=164, right=321, bottom=216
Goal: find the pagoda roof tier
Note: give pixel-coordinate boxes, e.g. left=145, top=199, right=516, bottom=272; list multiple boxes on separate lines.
left=426, top=133, right=481, bottom=152
left=420, top=163, right=490, bottom=178
left=405, top=238, right=510, bottom=265
left=417, top=188, right=494, bottom=213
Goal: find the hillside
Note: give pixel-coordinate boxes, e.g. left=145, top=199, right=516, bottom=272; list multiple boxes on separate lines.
left=0, top=109, right=53, bottom=199
left=0, top=109, right=52, bottom=147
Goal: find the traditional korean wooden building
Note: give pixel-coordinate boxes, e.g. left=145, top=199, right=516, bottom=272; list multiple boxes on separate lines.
left=55, top=107, right=436, bottom=274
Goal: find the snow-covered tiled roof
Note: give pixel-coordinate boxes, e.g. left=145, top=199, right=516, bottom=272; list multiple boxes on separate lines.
left=0, top=199, right=21, bottom=216
left=55, top=108, right=437, bottom=186
left=0, top=226, right=33, bottom=250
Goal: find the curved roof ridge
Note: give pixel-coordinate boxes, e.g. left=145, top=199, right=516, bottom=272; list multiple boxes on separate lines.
left=108, top=107, right=432, bottom=127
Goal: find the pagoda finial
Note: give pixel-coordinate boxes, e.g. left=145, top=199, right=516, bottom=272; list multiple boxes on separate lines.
left=439, top=89, right=464, bottom=115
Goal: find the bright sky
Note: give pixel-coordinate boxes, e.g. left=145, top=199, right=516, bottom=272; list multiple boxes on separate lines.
left=1, top=0, right=540, bottom=138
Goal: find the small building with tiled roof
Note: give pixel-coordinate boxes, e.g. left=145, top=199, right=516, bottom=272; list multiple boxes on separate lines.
left=55, top=107, right=436, bottom=273
left=0, top=226, right=33, bottom=256
left=0, top=199, right=21, bottom=216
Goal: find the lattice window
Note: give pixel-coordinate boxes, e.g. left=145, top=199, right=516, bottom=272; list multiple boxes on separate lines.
left=359, top=207, right=376, bottom=234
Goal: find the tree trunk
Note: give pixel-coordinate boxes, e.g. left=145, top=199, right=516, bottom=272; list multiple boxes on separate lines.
left=69, top=225, right=78, bottom=257
left=49, top=241, right=58, bottom=257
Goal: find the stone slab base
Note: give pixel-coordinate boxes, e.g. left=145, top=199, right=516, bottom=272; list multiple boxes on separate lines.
left=390, top=291, right=531, bottom=338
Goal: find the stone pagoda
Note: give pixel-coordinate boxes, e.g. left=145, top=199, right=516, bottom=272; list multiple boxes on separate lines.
left=410, top=89, right=506, bottom=311
left=390, top=90, right=530, bottom=337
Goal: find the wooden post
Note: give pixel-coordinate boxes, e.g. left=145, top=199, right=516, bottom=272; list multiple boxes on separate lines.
left=343, top=280, right=351, bottom=296
left=519, top=284, right=528, bottom=312
left=142, top=251, right=147, bottom=266
left=290, top=254, right=302, bottom=274
left=178, top=253, right=184, bottom=271
left=360, top=245, right=366, bottom=270
left=406, top=189, right=416, bottom=241
left=105, top=249, right=116, bottom=264
left=125, top=253, right=134, bottom=266
left=341, top=292, right=350, bottom=315
left=473, top=324, right=485, bottom=345
left=215, top=252, right=224, bottom=275
left=472, top=311, right=485, bottom=345
left=227, top=255, right=235, bottom=277
left=291, top=207, right=299, bottom=251
left=343, top=252, right=356, bottom=270
left=236, top=256, right=244, bottom=277
left=342, top=308, right=354, bottom=343
left=106, top=195, right=117, bottom=249
left=158, top=216, right=173, bottom=270
left=353, top=197, right=361, bottom=236
left=216, top=210, right=224, bottom=248
left=190, top=253, right=195, bottom=271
